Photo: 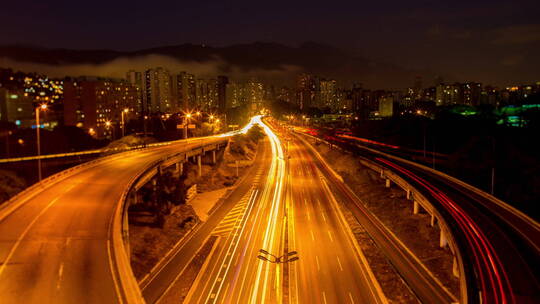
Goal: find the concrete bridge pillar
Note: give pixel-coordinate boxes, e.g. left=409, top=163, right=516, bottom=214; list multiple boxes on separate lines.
left=440, top=229, right=448, bottom=248
left=453, top=257, right=460, bottom=278
left=406, top=189, right=412, bottom=200
left=431, top=214, right=436, bottom=227
left=176, top=162, right=183, bottom=178
left=197, top=155, right=202, bottom=177
left=212, top=150, right=216, bottom=164
left=385, top=179, right=391, bottom=188
left=413, top=201, right=419, bottom=214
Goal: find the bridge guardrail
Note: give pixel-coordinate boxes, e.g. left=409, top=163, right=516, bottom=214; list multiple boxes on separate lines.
left=297, top=130, right=464, bottom=303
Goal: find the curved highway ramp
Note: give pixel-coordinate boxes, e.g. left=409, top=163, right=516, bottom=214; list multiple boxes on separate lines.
left=0, top=136, right=228, bottom=303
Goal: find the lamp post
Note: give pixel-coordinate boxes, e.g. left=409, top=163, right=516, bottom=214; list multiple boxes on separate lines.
left=184, top=113, right=192, bottom=139
left=36, top=104, right=47, bottom=181
left=121, top=108, right=129, bottom=138
left=105, top=120, right=114, bottom=140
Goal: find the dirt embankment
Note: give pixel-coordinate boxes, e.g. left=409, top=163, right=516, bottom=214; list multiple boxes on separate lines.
left=128, top=126, right=264, bottom=281
left=313, top=139, right=459, bottom=302
left=0, top=170, right=27, bottom=204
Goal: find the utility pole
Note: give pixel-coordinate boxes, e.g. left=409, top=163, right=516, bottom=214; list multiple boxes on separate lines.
left=184, top=113, right=191, bottom=139
left=35, top=104, right=47, bottom=181
left=121, top=108, right=129, bottom=138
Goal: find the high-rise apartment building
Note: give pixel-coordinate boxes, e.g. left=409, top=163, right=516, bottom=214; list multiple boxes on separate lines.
left=64, top=77, right=139, bottom=138
left=144, top=67, right=172, bottom=113
left=379, top=96, right=394, bottom=117
left=0, top=88, right=35, bottom=128
left=276, top=86, right=294, bottom=104
left=461, top=82, right=482, bottom=106
left=436, top=83, right=461, bottom=106
left=320, top=79, right=338, bottom=110
left=171, top=72, right=197, bottom=112
left=217, top=76, right=229, bottom=112
left=226, top=81, right=248, bottom=109
left=196, top=78, right=218, bottom=110
left=125, top=70, right=144, bottom=114
left=247, top=78, right=264, bottom=113
left=296, top=73, right=319, bottom=110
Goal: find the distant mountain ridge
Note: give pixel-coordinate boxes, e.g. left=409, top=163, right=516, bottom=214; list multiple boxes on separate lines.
left=0, top=42, right=425, bottom=88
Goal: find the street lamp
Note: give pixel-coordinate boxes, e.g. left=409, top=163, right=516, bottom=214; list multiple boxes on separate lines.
left=257, top=249, right=299, bottom=264
left=105, top=120, right=114, bottom=140
left=184, top=112, right=192, bottom=139
left=36, top=103, right=47, bottom=181
left=121, top=108, right=129, bottom=137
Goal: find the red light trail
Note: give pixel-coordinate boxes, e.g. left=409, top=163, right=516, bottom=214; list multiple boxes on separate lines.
left=376, top=157, right=514, bottom=304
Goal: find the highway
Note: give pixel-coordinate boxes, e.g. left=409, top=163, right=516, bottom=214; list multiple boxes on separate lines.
left=0, top=135, right=230, bottom=303
left=296, top=126, right=540, bottom=304
left=141, top=134, right=273, bottom=303
left=184, top=116, right=287, bottom=303
left=284, top=129, right=385, bottom=304
left=185, top=117, right=385, bottom=304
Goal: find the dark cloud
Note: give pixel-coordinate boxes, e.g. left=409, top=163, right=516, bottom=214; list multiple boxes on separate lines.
left=0, top=54, right=303, bottom=85
left=492, top=24, right=540, bottom=45
left=0, top=0, right=538, bottom=87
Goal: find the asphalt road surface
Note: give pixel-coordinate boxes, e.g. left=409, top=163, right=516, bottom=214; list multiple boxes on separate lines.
left=285, top=132, right=385, bottom=304
left=185, top=118, right=384, bottom=304
left=0, top=136, right=227, bottom=303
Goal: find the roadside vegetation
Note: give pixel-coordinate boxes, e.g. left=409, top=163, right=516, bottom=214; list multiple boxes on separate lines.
left=311, top=138, right=459, bottom=302
left=128, top=125, right=264, bottom=280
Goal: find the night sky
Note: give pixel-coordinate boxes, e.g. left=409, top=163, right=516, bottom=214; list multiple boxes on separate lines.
left=1, top=0, right=539, bottom=86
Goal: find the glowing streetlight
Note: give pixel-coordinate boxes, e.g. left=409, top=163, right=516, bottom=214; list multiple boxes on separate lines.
left=183, top=112, right=192, bottom=139
left=121, top=108, right=129, bottom=137
left=36, top=104, right=47, bottom=181
left=105, top=120, right=114, bottom=140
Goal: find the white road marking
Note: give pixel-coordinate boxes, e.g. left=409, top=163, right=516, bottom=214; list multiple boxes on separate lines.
left=327, top=230, right=334, bottom=242
left=315, top=255, right=320, bottom=271
left=63, top=184, right=76, bottom=193
left=307, top=211, right=311, bottom=221
left=349, top=292, right=355, bottom=303
left=336, top=256, right=343, bottom=271
left=310, top=230, right=315, bottom=241
left=56, top=263, right=64, bottom=290
left=321, top=212, right=327, bottom=223
left=0, top=197, right=59, bottom=278
left=322, top=291, right=328, bottom=304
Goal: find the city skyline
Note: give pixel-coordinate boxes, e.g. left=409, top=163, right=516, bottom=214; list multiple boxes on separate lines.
left=1, top=40, right=538, bottom=89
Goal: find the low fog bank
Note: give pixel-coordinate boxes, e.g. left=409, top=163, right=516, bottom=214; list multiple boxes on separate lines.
left=0, top=54, right=302, bottom=85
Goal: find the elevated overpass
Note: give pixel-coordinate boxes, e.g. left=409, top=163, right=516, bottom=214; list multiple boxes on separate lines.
left=0, top=131, right=240, bottom=303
